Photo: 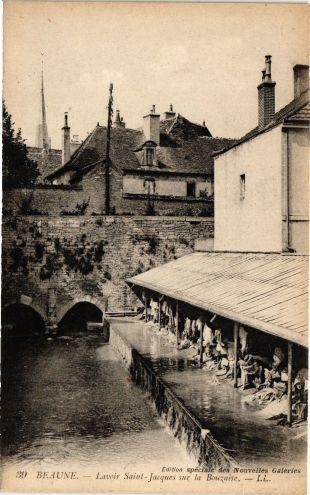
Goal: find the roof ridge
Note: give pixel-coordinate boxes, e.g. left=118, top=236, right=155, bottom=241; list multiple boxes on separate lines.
left=214, top=90, right=310, bottom=157
left=280, top=90, right=309, bottom=120
left=166, top=114, right=178, bottom=134
left=68, top=126, right=97, bottom=164
left=199, top=135, right=237, bottom=141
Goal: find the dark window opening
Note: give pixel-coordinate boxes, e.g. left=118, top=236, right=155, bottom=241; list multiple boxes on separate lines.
left=146, top=148, right=154, bottom=166
left=144, top=178, right=156, bottom=195
left=240, top=173, right=246, bottom=200
left=187, top=182, right=196, bottom=197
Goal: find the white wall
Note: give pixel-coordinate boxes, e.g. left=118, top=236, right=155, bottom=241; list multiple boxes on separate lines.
left=289, top=129, right=309, bottom=216
left=288, top=128, right=309, bottom=253
left=156, top=180, right=186, bottom=196
left=215, top=126, right=283, bottom=252
left=290, top=221, right=309, bottom=254
left=123, top=176, right=210, bottom=198
left=123, top=176, right=145, bottom=194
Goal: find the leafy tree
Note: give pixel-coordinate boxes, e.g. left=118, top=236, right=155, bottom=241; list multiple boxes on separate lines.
left=2, top=101, right=40, bottom=187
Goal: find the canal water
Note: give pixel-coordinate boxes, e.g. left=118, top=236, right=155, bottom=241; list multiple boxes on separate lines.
left=2, top=333, right=191, bottom=470
left=111, top=319, right=307, bottom=468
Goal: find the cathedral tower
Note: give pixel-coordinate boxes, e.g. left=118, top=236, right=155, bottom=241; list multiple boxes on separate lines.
left=36, top=57, right=51, bottom=151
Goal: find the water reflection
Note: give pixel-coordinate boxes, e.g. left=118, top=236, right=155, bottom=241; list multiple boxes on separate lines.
left=2, top=334, right=190, bottom=468
left=112, top=319, right=307, bottom=467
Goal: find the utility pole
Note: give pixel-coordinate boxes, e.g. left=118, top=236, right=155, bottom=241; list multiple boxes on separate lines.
left=105, top=83, right=113, bottom=215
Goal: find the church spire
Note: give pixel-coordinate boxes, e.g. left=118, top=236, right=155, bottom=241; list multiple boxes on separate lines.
left=36, top=54, right=51, bottom=151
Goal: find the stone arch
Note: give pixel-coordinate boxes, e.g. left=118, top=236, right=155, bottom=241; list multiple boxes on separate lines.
left=2, top=300, right=46, bottom=335
left=56, top=295, right=106, bottom=324
left=3, top=297, right=47, bottom=324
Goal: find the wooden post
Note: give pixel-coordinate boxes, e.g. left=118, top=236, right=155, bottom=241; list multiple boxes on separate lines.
left=158, top=296, right=161, bottom=329
left=176, top=301, right=180, bottom=346
left=144, top=295, right=148, bottom=323
left=200, top=322, right=204, bottom=364
left=287, top=342, right=293, bottom=426
left=233, top=322, right=239, bottom=388
left=105, top=83, right=113, bottom=215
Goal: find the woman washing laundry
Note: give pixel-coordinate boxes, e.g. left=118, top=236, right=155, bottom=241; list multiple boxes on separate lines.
left=292, top=368, right=308, bottom=422
left=239, top=354, right=265, bottom=390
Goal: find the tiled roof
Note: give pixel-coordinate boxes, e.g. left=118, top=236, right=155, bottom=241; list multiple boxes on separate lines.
left=213, top=89, right=310, bottom=157
left=285, top=101, right=310, bottom=122
left=160, top=114, right=212, bottom=139
left=128, top=252, right=308, bottom=347
left=46, top=115, right=236, bottom=182
left=27, top=146, right=62, bottom=180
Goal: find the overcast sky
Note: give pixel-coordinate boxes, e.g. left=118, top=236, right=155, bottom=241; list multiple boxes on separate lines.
left=4, top=2, right=308, bottom=149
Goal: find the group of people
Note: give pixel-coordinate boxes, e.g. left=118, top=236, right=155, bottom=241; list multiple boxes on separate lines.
left=139, top=296, right=308, bottom=423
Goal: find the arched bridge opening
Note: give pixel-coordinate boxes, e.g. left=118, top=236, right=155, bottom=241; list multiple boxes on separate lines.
left=2, top=303, right=45, bottom=338
left=58, top=302, right=103, bottom=334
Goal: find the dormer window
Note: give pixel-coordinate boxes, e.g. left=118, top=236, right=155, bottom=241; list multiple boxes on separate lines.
left=146, top=147, right=155, bottom=166
left=134, top=140, right=157, bottom=167
left=141, top=140, right=157, bottom=166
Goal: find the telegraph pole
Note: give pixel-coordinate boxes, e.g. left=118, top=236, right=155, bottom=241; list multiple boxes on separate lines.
left=105, top=83, right=113, bottom=215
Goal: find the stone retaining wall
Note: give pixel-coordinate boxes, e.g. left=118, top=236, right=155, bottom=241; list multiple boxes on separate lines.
left=2, top=215, right=213, bottom=328
left=110, top=323, right=237, bottom=469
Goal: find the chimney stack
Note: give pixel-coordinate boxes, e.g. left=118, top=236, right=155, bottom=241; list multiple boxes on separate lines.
left=62, top=112, right=71, bottom=165
left=293, top=64, right=309, bottom=99
left=162, top=104, right=176, bottom=120
left=257, top=55, right=276, bottom=129
left=143, top=105, right=160, bottom=144
left=113, top=109, right=126, bottom=128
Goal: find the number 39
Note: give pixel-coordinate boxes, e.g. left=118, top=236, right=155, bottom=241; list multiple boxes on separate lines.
left=16, top=471, right=28, bottom=478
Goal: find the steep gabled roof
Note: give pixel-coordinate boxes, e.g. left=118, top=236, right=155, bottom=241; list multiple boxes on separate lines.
left=46, top=126, right=143, bottom=181
left=46, top=115, right=235, bottom=183
left=160, top=113, right=212, bottom=139
left=213, top=89, right=310, bottom=157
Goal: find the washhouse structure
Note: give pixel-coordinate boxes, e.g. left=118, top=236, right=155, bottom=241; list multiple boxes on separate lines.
left=127, top=57, right=309, bottom=427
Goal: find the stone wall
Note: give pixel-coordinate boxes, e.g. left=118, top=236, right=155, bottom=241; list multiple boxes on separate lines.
left=3, top=186, right=85, bottom=217
left=4, top=178, right=213, bottom=218
left=2, top=215, right=213, bottom=328
left=110, top=324, right=236, bottom=469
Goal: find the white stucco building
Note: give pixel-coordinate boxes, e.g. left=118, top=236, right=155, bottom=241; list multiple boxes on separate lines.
left=128, top=58, right=309, bottom=429
left=214, top=60, right=309, bottom=254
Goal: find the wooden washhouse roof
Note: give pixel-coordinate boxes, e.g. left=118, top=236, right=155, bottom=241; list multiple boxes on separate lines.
left=127, top=252, right=308, bottom=347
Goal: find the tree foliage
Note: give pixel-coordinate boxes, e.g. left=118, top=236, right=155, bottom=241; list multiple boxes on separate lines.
left=3, top=101, right=40, bottom=187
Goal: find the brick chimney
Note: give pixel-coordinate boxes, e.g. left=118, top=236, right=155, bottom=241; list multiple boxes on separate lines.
left=62, top=112, right=71, bottom=165
left=143, top=105, right=160, bottom=144
left=257, top=55, right=276, bottom=129
left=162, top=104, right=176, bottom=120
left=293, top=64, right=309, bottom=99
left=113, top=109, right=126, bottom=128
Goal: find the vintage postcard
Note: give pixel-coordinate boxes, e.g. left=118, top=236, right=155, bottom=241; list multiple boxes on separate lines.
left=1, top=2, right=309, bottom=494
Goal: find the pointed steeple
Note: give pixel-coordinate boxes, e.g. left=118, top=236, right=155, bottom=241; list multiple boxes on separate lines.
left=36, top=55, right=51, bottom=151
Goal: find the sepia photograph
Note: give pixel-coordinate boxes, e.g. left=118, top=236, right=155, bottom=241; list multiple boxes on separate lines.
left=1, top=2, right=309, bottom=494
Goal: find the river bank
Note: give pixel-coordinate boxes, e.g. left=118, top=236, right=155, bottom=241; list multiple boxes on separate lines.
left=109, top=317, right=307, bottom=468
